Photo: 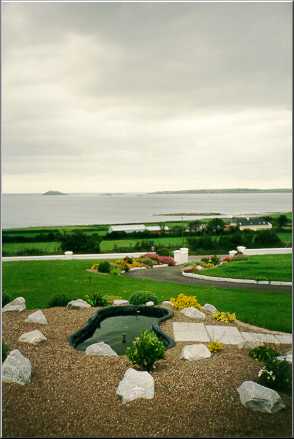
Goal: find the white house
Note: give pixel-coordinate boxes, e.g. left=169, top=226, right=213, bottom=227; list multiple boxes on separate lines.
left=230, top=217, right=272, bottom=231
left=108, top=224, right=169, bottom=234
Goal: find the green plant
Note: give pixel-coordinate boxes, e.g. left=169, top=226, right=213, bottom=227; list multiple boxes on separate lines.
left=126, top=329, right=166, bottom=371
left=249, top=345, right=280, bottom=363
left=48, top=294, right=70, bottom=307
left=213, top=311, right=236, bottom=323
left=257, top=358, right=292, bottom=394
left=157, top=248, right=170, bottom=256
left=129, top=291, right=159, bottom=305
left=208, top=341, right=224, bottom=353
left=2, top=341, right=9, bottom=362
left=2, top=291, right=12, bottom=306
left=84, top=292, right=108, bottom=307
left=98, top=261, right=111, bottom=273
left=139, top=257, right=155, bottom=267
left=170, top=293, right=202, bottom=310
left=210, top=255, right=220, bottom=265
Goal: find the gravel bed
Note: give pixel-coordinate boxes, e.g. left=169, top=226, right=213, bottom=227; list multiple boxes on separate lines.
left=2, top=307, right=292, bottom=438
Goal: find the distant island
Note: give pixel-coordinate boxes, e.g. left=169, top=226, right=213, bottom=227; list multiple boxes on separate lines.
left=43, top=191, right=67, bottom=196
left=151, top=188, right=292, bottom=194
left=156, top=212, right=221, bottom=216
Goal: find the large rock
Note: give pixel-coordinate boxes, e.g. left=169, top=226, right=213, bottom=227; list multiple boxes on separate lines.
left=112, top=299, right=129, bottom=306
left=145, top=301, right=154, bottom=307
left=181, top=307, right=206, bottom=320
left=2, top=349, right=32, bottom=385
left=67, top=299, right=91, bottom=310
left=3, top=297, right=26, bottom=313
left=180, top=344, right=211, bottom=361
left=25, top=310, right=48, bottom=325
left=161, top=301, right=173, bottom=307
left=202, top=303, right=218, bottom=313
left=116, top=368, right=154, bottom=403
left=18, top=330, right=47, bottom=345
left=237, top=381, right=285, bottom=414
left=85, top=342, right=118, bottom=357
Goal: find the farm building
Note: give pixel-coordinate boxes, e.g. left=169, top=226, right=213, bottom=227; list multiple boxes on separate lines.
left=229, top=217, right=272, bottom=231
left=108, top=224, right=169, bottom=234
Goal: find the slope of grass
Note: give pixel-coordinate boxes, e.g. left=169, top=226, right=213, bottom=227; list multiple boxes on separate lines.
left=2, top=260, right=292, bottom=332
left=201, top=254, right=292, bottom=282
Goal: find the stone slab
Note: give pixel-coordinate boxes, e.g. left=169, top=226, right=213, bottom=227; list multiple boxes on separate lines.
left=274, top=334, right=292, bottom=345
left=206, top=325, right=244, bottom=345
left=172, top=322, right=210, bottom=342
left=240, top=332, right=280, bottom=345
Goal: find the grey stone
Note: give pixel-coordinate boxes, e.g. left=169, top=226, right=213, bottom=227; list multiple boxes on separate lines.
left=116, top=368, right=154, bottom=403
left=180, top=344, right=211, bottom=361
left=67, top=299, right=91, bottom=310
left=18, top=330, right=47, bottom=345
left=172, top=322, right=210, bottom=342
left=161, top=301, right=173, bottom=307
left=3, top=297, right=26, bottom=313
left=85, top=342, right=118, bottom=357
left=240, top=332, right=279, bottom=345
left=2, top=349, right=32, bottom=385
left=112, top=299, right=129, bottom=306
left=206, top=325, right=244, bottom=345
left=25, top=310, right=48, bottom=325
left=237, top=381, right=285, bottom=414
left=202, top=303, right=218, bottom=313
left=274, top=334, right=292, bottom=345
left=181, top=307, right=206, bottom=320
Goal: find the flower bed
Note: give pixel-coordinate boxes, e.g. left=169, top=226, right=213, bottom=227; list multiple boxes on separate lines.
left=90, top=254, right=175, bottom=274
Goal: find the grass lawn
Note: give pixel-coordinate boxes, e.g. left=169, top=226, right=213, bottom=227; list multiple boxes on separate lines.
left=100, top=236, right=187, bottom=251
left=3, top=241, right=62, bottom=255
left=201, top=254, right=292, bottom=282
left=277, top=231, right=292, bottom=245
left=3, top=260, right=292, bottom=332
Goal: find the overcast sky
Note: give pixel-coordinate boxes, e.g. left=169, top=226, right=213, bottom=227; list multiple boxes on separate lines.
left=2, top=1, right=292, bottom=193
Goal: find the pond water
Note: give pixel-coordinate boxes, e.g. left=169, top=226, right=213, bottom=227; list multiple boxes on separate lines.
left=76, top=314, right=160, bottom=355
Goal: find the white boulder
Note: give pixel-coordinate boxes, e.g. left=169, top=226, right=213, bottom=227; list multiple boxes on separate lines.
left=180, top=344, right=211, bottom=361
left=202, top=303, right=218, bottom=313
left=67, top=299, right=91, bottom=310
left=145, top=301, right=154, bottom=306
left=2, top=349, right=32, bottom=385
left=85, top=342, right=118, bottom=357
left=18, top=330, right=47, bottom=345
left=161, top=301, right=173, bottom=307
left=25, top=310, right=48, bottom=325
left=229, top=250, right=238, bottom=257
left=112, top=299, right=129, bottom=306
left=3, top=297, right=26, bottom=313
left=181, top=307, right=206, bottom=320
left=237, top=246, right=246, bottom=254
left=116, top=368, right=154, bottom=403
left=196, top=265, right=204, bottom=271
left=237, top=381, right=285, bottom=414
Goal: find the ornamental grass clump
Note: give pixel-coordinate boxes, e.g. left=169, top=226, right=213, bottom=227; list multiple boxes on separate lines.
left=84, top=292, right=108, bottom=307
left=208, top=341, right=224, bottom=353
left=129, top=291, right=159, bottom=306
left=126, top=330, right=166, bottom=372
left=48, top=294, right=70, bottom=307
left=170, top=293, right=202, bottom=310
left=213, top=311, right=236, bottom=323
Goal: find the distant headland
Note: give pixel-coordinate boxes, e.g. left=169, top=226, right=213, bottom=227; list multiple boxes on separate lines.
left=42, top=190, right=67, bottom=196
left=151, top=188, right=292, bottom=194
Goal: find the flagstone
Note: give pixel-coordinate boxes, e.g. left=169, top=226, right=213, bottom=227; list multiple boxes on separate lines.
left=172, top=322, right=210, bottom=342
left=205, top=325, right=244, bottom=345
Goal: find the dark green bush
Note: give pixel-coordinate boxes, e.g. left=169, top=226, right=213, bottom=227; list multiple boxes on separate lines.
left=257, top=358, right=292, bottom=394
left=98, top=261, right=112, bottom=273
left=249, top=345, right=280, bottom=363
left=139, top=257, right=155, bottom=267
left=157, top=248, right=170, bottom=256
left=2, top=292, right=12, bottom=306
left=129, top=291, right=159, bottom=305
left=210, top=255, right=220, bottom=265
left=84, top=292, right=108, bottom=307
left=2, top=341, right=9, bottom=362
left=60, top=231, right=101, bottom=253
left=126, top=330, right=165, bottom=371
left=48, top=294, right=70, bottom=307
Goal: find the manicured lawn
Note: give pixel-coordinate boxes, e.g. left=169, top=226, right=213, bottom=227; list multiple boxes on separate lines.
left=3, top=242, right=62, bottom=255
left=201, top=254, right=292, bottom=282
left=3, top=260, right=292, bottom=332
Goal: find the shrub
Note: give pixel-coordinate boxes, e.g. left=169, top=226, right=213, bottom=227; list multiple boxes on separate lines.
left=210, top=255, right=220, bottom=265
left=221, top=256, right=233, bottom=263
left=48, top=294, right=70, bottom=307
left=84, top=292, right=108, bottom=307
left=257, top=358, right=292, bottom=394
left=213, top=311, right=236, bottom=323
left=201, top=257, right=209, bottom=263
left=129, top=291, right=159, bottom=305
left=144, top=253, right=160, bottom=261
left=208, top=341, right=224, bottom=353
left=139, top=257, right=156, bottom=267
left=98, top=261, right=112, bottom=273
left=60, top=231, right=101, bottom=253
left=126, top=329, right=166, bottom=371
left=123, top=256, right=133, bottom=264
left=2, top=341, right=9, bottom=362
left=170, top=293, right=201, bottom=310
left=157, top=256, right=175, bottom=266
left=157, top=248, right=170, bottom=256
left=249, top=345, right=280, bottom=363
left=254, top=230, right=282, bottom=247
left=2, top=291, right=12, bottom=306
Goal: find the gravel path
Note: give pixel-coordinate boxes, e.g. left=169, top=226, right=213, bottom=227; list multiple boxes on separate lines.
left=127, top=265, right=292, bottom=294
left=2, top=308, right=292, bottom=438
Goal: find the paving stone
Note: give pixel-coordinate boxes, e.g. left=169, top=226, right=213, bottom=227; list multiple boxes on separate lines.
left=172, top=322, right=210, bottom=342
left=240, top=332, right=279, bottom=345
left=206, top=325, right=244, bottom=345
left=274, top=334, right=292, bottom=345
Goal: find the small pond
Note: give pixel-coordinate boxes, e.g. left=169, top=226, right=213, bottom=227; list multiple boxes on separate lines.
left=69, top=305, right=175, bottom=355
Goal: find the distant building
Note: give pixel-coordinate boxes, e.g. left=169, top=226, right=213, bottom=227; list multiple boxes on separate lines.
left=229, top=217, right=272, bottom=231
left=108, top=224, right=169, bottom=234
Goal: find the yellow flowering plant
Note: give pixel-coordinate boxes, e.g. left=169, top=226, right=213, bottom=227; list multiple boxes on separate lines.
left=208, top=341, right=224, bottom=353
left=212, top=311, right=236, bottom=323
left=170, top=293, right=202, bottom=310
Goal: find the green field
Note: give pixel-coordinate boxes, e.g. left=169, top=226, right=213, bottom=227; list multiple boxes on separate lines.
left=3, top=242, right=62, bottom=255
left=201, top=254, right=292, bottom=282
left=100, top=236, right=187, bottom=251
left=2, top=260, right=292, bottom=332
